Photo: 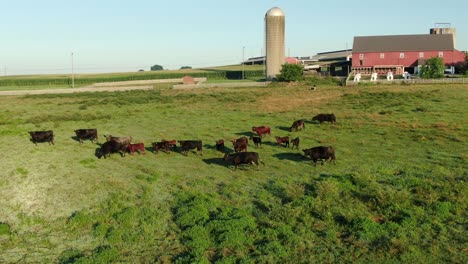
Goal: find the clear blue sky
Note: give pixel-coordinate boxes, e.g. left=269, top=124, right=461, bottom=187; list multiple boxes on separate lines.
left=1, top=0, right=467, bottom=75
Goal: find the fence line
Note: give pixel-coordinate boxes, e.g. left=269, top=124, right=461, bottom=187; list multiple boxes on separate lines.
left=346, top=78, right=468, bottom=86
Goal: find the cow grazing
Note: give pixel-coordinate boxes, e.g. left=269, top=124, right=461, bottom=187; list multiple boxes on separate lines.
left=162, top=139, right=177, bottom=150
left=312, top=114, right=336, bottom=124
left=290, top=137, right=300, bottom=149
left=231, top=137, right=248, bottom=152
left=215, top=139, right=225, bottom=152
left=290, top=120, right=305, bottom=132
left=152, top=141, right=170, bottom=153
left=97, top=141, right=127, bottom=159
left=223, top=152, right=260, bottom=170
left=104, top=135, right=133, bottom=145
left=275, top=136, right=290, bottom=148
left=127, top=143, right=145, bottom=155
left=74, top=128, right=98, bottom=143
left=303, top=146, right=336, bottom=165
left=29, top=130, right=54, bottom=145
left=178, top=140, right=203, bottom=156
left=252, top=126, right=271, bottom=137
left=249, top=135, right=262, bottom=148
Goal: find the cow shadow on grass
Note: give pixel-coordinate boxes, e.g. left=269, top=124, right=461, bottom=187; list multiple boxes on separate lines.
left=234, top=131, right=254, bottom=137
left=202, top=158, right=226, bottom=167
left=275, top=126, right=291, bottom=132
left=272, top=152, right=307, bottom=162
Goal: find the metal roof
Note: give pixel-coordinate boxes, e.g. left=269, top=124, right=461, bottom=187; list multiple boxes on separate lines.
left=265, top=7, right=284, bottom=17
left=353, top=34, right=455, bottom=53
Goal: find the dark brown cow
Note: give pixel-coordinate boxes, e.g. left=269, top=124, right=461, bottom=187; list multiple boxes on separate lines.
left=249, top=135, right=262, bottom=148
left=215, top=139, right=225, bottom=152
left=303, top=146, right=336, bottom=165
left=290, top=137, right=300, bottom=150
left=252, top=126, right=271, bottom=137
left=290, top=120, right=305, bottom=132
left=162, top=139, right=177, bottom=150
left=223, top=152, right=260, bottom=170
left=231, top=137, right=248, bottom=152
left=127, top=143, right=145, bottom=155
left=97, top=141, right=127, bottom=159
left=152, top=141, right=170, bottom=153
left=275, top=136, right=290, bottom=148
left=29, top=130, right=54, bottom=145
left=74, top=129, right=98, bottom=144
left=178, top=140, right=203, bottom=156
left=312, top=114, right=336, bottom=124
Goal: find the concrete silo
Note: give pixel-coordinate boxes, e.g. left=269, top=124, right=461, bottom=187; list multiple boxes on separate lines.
left=265, top=7, right=285, bottom=80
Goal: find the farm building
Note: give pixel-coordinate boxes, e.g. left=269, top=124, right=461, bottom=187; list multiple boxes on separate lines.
left=351, top=32, right=466, bottom=76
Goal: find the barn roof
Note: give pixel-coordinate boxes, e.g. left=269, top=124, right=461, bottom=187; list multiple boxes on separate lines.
left=353, top=34, right=455, bottom=53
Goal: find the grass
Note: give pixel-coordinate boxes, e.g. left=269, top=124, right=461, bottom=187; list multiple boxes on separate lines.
left=0, top=82, right=466, bottom=263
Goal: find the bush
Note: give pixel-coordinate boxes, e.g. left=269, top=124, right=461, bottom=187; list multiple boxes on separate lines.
left=419, top=57, right=444, bottom=79
left=276, top=64, right=304, bottom=82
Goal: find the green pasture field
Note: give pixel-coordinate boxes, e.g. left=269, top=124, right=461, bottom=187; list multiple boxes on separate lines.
left=0, top=83, right=466, bottom=263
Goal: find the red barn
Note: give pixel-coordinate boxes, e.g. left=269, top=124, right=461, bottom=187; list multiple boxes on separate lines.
left=352, top=34, right=466, bottom=76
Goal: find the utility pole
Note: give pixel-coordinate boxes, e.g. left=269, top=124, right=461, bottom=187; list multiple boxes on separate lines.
left=71, top=52, right=75, bottom=88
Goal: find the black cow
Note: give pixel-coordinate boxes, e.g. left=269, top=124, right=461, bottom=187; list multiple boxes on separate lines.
left=223, top=152, right=260, bottom=170
left=215, top=139, right=225, bottom=152
left=74, top=128, right=98, bottom=143
left=312, top=114, right=336, bottom=124
left=97, top=141, right=127, bottom=159
left=290, top=137, right=300, bottom=150
left=29, top=130, right=54, bottom=145
left=290, top=120, right=305, bottom=131
left=249, top=135, right=262, bottom=148
left=178, top=140, right=203, bottom=156
left=152, top=141, right=170, bottom=153
left=303, top=146, right=336, bottom=165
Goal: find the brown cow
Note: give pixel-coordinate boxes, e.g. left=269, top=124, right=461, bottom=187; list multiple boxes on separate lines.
left=290, top=120, right=305, bottom=132
left=275, top=136, right=290, bottom=148
left=252, top=126, right=271, bottom=137
left=127, top=143, right=145, bottom=155
left=231, top=137, right=248, bottom=152
left=152, top=141, right=170, bottom=153
left=290, top=137, right=300, bottom=150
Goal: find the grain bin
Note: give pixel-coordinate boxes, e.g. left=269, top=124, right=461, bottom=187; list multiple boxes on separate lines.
left=265, top=7, right=285, bottom=80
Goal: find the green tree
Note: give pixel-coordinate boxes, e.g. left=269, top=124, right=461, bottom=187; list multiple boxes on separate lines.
left=276, top=64, right=304, bottom=82
left=419, top=57, right=444, bottom=79
left=150, top=65, right=164, bottom=71
left=180, top=66, right=192, bottom=69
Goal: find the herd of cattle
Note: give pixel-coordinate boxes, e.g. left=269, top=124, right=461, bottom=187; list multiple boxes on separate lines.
left=27, top=113, right=337, bottom=170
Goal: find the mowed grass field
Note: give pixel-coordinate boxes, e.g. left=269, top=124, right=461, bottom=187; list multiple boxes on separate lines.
left=0, top=83, right=466, bottom=263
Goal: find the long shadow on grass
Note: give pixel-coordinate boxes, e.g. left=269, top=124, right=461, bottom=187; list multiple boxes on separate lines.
left=202, top=158, right=226, bottom=167
left=234, top=131, right=255, bottom=137
left=275, top=126, right=291, bottom=132
left=272, top=152, right=307, bottom=162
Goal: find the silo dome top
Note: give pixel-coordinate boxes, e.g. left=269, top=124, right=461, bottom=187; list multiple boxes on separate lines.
left=265, top=7, right=284, bottom=17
